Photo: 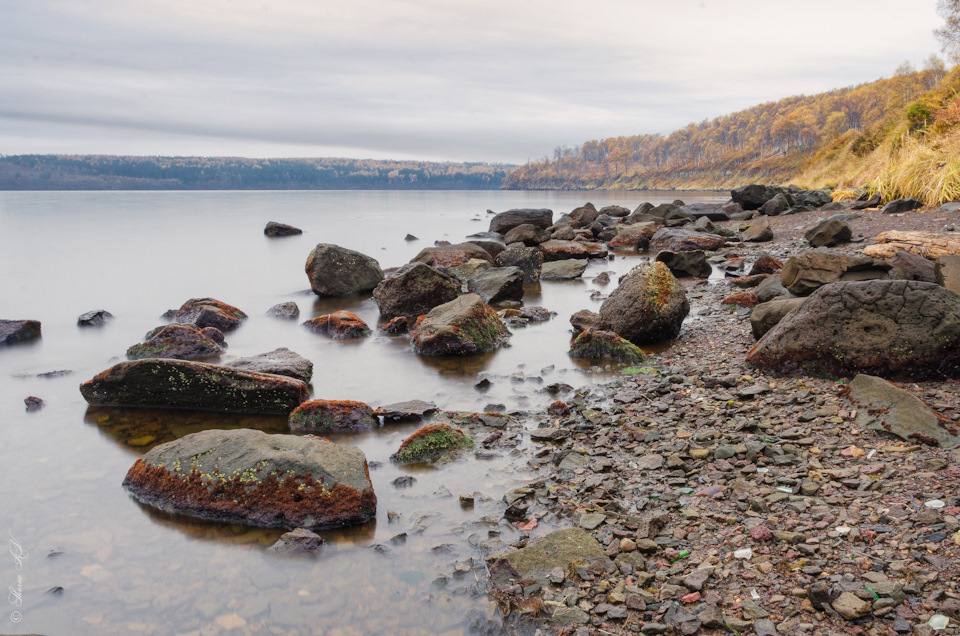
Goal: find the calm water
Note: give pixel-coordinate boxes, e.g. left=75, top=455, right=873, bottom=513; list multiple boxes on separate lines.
left=0, top=190, right=724, bottom=635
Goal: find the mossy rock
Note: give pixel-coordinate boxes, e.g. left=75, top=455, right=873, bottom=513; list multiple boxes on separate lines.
left=568, top=328, right=646, bottom=364
left=411, top=293, right=510, bottom=356
left=391, top=422, right=474, bottom=463
left=289, top=400, right=377, bottom=433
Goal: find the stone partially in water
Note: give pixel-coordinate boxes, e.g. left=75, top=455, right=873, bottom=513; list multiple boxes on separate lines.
left=77, top=309, right=114, bottom=327
left=411, top=294, right=510, bottom=356
left=174, top=298, right=248, bottom=332
left=541, top=259, right=588, bottom=280
left=0, top=319, right=41, bottom=345
left=305, top=243, right=384, bottom=297
left=466, top=266, right=525, bottom=304
left=122, top=428, right=376, bottom=529
left=266, top=302, right=300, bottom=320
left=302, top=311, right=371, bottom=339
left=226, top=347, right=313, bottom=383
left=264, top=221, right=302, bottom=237
left=374, top=400, right=439, bottom=422
left=597, top=261, right=689, bottom=344
left=372, top=262, right=460, bottom=321
left=289, top=400, right=377, bottom=433
left=80, top=359, right=309, bottom=414
left=126, top=324, right=224, bottom=361
left=569, top=328, right=646, bottom=364
left=392, top=423, right=474, bottom=463
left=270, top=528, right=325, bottom=553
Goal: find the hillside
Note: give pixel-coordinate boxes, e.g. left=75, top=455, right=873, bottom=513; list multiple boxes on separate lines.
left=0, top=155, right=511, bottom=190
left=503, top=61, right=960, bottom=205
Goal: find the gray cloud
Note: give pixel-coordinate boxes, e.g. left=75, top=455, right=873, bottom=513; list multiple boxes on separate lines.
left=0, top=0, right=943, bottom=162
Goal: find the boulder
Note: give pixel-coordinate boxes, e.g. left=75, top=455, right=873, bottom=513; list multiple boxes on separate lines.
left=392, top=422, right=474, bottom=463
left=122, top=428, right=376, bottom=529
left=411, top=294, right=510, bottom=356
left=655, top=250, right=711, bottom=278
left=743, top=216, right=773, bottom=242
left=732, top=185, right=786, bottom=210
left=495, top=245, right=543, bottom=283
left=372, top=263, right=460, bottom=321
left=570, top=309, right=600, bottom=335
left=650, top=228, right=724, bottom=252
left=467, top=267, right=525, bottom=304
left=264, top=221, right=302, bottom=237
left=551, top=225, right=577, bottom=240
left=798, top=189, right=833, bottom=208
left=863, top=230, right=960, bottom=260
left=266, top=302, right=300, bottom=320
left=758, top=193, right=792, bottom=216
left=80, top=359, right=309, bottom=414
left=780, top=250, right=890, bottom=296
left=846, top=374, right=960, bottom=448
left=541, top=259, right=588, bottom=280
left=226, top=347, right=313, bottom=383
left=597, top=261, right=689, bottom=344
left=126, top=324, right=224, bottom=360
left=571, top=205, right=599, bottom=226
left=539, top=239, right=594, bottom=261
left=447, top=258, right=492, bottom=284
left=500, top=527, right=605, bottom=584
left=748, top=254, right=784, bottom=276
left=888, top=250, right=936, bottom=282
left=750, top=298, right=806, bottom=339
left=77, top=310, right=113, bottom=327
left=882, top=197, right=922, bottom=214
left=174, top=298, right=247, bottom=331
left=302, top=311, right=371, bottom=339
left=746, top=280, right=960, bottom=379
left=503, top=224, right=550, bottom=246
left=608, top=222, right=657, bottom=249
left=569, top=328, right=646, bottom=364
left=410, top=243, right=494, bottom=271
left=598, top=205, right=631, bottom=217
left=936, top=254, right=960, bottom=294
left=465, top=240, right=505, bottom=259
left=489, top=208, right=553, bottom=234
left=289, top=400, right=377, bottom=433
left=755, top=274, right=789, bottom=302
left=805, top=219, right=852, bottom=248
left=851, top=193, right=881, bottom=210
left=305, top=244, right=384, bottom=297
left=680, top=203, right=730, bottom=221
left=374, top=400, right=438, bottom=422
left=0, top=319, right=42, bottom=345
left=379, top=316, right=408, bottom=335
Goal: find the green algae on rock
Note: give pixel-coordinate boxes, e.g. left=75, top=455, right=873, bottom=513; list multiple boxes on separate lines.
left=122, top=428, right=376, bottom=529
left=126, top=324, right=224, bottom=361
left=410, top=293, right=510, bottom=356
left=289, top=399, right=378, bottom=433
left=596, top=261, right=689, bottom=345
left=391, top=422, right=474, bottom=463
left=568, top=328, right=646, bottom=365
left=80, top=358, right=309, bottom=414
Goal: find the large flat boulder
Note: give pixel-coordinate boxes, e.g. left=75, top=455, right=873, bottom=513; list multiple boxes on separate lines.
left=122, top=429, right=376, bottom=529
left=489, top=208, right=553, bottom=234
left=731, top=185, right=786, bottom=210
left=80, top=359, right=309, bottom=414
left=226, top=347, right=313, bottom=383
left=746, top=280, right=960, bottom=379
left=541, top=259, right=588, bottom=280
left=467, top=266, right=525, bottom=304
left=305, top=244, right=384, bottom=297
left=650, top=228, right=724, bottom=252
left=372, top=263, right=460, bottom=321
left=501, top=527, right=605, bottom=584
left=411, top=293, right=510, bottom=356
left=597, top=261, right=689, bottom=344
left=780, top=249, right=889, bottom=296
left=410, top=243, right=494, bottom=271
left=846, top=374, right=960, bottom=448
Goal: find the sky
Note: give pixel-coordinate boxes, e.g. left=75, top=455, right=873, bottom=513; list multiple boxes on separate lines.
left=0, top=0, right=945, bottom=164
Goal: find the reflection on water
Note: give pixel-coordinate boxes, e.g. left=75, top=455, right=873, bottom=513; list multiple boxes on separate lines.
left=0, top=190, right=726, bottom=635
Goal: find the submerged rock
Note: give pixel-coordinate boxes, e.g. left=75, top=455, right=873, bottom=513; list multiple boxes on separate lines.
left=847, top=374, right=960, bottom=448
left=597, top=261, right=689, bottom=344
left=270, top=528, right=325, bottom=554
left=569, top=328, right=646, bottom=364
left=264, top=221, right=303, bottom=237
left=289, top=399, right=377, bottom=433
left=411, top=294, right=510, bottom=356
left=391, top=422, right=474, bottom=463
left=266, top=302, right=300, bottom=320
left=80, top=359, right=309, bottom=414
left=174, top=298, right=248, bottom=332
left=747, top=280, right=960, bottom=379
left=126, top=324, right=224, bottom=361
left=226, top=347, right=313, bottom=383
left=305, top=243, right=384, bottom=297
left=374, top=399, right=438, bottom=422
left=77, top=309, right=114, bottom=327
left=0, top=319, right=41, bottom=345
left=302, top=311, right=372, bottom=339
left=122, top=428, right=376, bottom=529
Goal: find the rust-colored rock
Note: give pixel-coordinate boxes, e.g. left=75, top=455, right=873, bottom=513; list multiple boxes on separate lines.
left=289, top=400, right=377, bottom=433
left=173, top=298, right=247, bottom=332
left=302, top=311, right=371, bottom=339
left=721, top=291, right=760, bottom=308
left=748, top=255, right=784, bottom=276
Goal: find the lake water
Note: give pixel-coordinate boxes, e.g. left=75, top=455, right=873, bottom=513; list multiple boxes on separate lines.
left=0, top=189, right=725, bottom=635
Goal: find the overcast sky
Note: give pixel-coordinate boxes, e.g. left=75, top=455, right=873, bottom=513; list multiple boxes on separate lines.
left=0, top=0, right=944, bottom=163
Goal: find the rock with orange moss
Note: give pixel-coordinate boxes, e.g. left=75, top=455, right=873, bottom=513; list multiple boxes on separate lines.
left=379, top=316, right=409, bottom=335
left=597, top=262, right=689, bottom=345
left=650, top=228, right=725, bottom=252
left=173, top=298, right=247, bottom=332
left=748, top=254, right=784, bottom=276
left=568, top=328, right=646, bottom=364
left=122, top=428, right=376, bottom=529
left=410, top=243, right=494, bottom=272
left=608, top=222, right=657, bottom=250
left=721, top=291, right=760, bottom=308
left=302, top=311, right=371, bottom=339
left=126, top=324, right=224, bottom=361
left=79, top=359, right=309, bottom=414
left=410, top=294, right=510, bottom=356
left=289, top=399, right=377, bottom=433
left=391, top=422, right=474, bottom=463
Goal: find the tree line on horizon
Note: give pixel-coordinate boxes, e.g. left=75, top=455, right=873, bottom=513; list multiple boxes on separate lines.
left=0, top=155, right=512, bottom=190
left=502, top=58, right=951, bottom=191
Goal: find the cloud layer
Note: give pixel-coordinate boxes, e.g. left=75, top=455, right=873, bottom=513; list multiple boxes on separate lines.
left=0, top=0, right=943, bottom=162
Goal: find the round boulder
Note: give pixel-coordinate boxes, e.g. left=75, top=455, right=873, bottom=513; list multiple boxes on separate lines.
left=305, top=244, right=384, bottom=297
left=373, top=263, right=460, bottom=321
left=597, top=261, right=689, bottom=344
left=411, top=294, right=510, bottom=356
left=126, top=324, right=224, bottom=360
left=289, top=400, right=377, bottom=433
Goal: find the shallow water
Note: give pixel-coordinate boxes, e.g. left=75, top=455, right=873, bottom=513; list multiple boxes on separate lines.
left=0, top=190, right=725, bottom=635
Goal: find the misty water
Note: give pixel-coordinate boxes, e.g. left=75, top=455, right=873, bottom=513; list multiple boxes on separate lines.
left=0, top=190, right=725, bottom=635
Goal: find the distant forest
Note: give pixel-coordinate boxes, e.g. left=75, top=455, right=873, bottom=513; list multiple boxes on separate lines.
left=0, top=155, right=512, bottom=190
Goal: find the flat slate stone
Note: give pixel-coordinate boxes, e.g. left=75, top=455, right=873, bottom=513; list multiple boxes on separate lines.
left=847, top=374, right=960, bottom=448
left=226, top=347, right=313, bottom=383
left=503, top=527, right=604, bottom=582
left=373, top=400, right=438, bottom=422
